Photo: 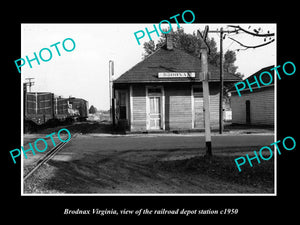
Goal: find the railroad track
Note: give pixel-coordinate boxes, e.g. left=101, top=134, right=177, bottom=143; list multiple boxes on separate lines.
left=23, top=133, right=78, bottom=181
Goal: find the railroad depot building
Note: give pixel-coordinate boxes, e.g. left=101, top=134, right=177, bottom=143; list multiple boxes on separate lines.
left=113, top=40, right=241, bottom=132
left=230, top=65, right=275, bottom=126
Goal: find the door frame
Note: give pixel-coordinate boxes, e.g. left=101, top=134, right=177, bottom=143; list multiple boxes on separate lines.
left=246, top=100, right=251, bottom=124
left=115, top=89, right=129, bottom=121
left=146, top=86, right=165, bottom=130
left=149, top=95, right=162, bottom=130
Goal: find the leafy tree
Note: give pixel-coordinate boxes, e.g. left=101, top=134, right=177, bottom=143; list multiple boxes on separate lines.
left=142, top=27, right=242, bottom=78
left=89, top=105, right=97, bottom=114
left=142, top=40, right=156, bottom=58
left=224, top=50, right=238, bottom=74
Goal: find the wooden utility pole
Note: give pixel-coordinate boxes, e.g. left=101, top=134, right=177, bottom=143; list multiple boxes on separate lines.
left=219, top=27, right=224, bottom=134
left=208, top=25, right=274, bottom=133
left=197, top=26, right=212, bottom=156
left=208, top=28, right=237, bottom=134
left=201, top=50, right=212, bottom=156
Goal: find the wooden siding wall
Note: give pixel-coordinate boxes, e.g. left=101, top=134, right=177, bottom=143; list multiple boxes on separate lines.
left=165, top=84, right=192, bottom=130
left=192, top=84, right=220, bottom=130
left=194, top=92, right=204, bottom=129
left=131, top=84, right=147, bottom=131
left=129, top=83, right=222, bottom=131
left=208, top=84, right=220, bottom=129
left=231, top=87, right=274, bottom=125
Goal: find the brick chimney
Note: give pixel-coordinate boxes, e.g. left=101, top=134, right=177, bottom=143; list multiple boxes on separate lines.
left=166, top=34, right=173, bottom=50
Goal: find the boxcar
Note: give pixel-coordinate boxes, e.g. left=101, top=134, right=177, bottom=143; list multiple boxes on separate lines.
left=25, top=92, right=88, bottom=125
left=25, top=92, right=54, bottom=125
left=54, top=96, right=70, bottom=121
left=68, top=98, right=89, bottom=121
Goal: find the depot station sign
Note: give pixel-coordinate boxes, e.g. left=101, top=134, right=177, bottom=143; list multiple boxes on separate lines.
left=158, top=72, right=196, bottom=78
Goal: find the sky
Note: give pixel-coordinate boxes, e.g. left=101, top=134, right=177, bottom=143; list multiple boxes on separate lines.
left=21, top=23, right=276, bottom=110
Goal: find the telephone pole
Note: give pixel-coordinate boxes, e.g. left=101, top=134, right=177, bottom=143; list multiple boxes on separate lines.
left=208, top=25, right=274, bottom=134
left=197, top=26, right=238, bottom=155
left=208, top=27, right=237, bottom=134
left=219, top=28, right=224, bottom=134
left=197, top=26, right=212, bottom=156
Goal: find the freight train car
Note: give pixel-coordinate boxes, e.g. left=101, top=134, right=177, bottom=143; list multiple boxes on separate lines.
left=68, top=97, right=89, bottom=121
left=54, top=96, right=70, bottom=121
left=24, top=92, right=88, bottom=126
left=25, top=92, right=54, bottom=125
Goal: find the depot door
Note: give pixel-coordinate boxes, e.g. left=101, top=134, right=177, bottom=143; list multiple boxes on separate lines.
left=149, top=96, right=161, bottom=129
left=246, top=100, right=251, bottom=124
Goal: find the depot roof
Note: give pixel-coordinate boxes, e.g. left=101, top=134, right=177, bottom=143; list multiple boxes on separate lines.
left=244, top=65, right=275, bottom=85
left=230, top=65, right=275, bottom=93
left=114, top=44, right=241, bottom=84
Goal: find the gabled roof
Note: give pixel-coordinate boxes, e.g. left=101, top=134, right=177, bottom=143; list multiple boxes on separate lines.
left=230, top=65, right=275, bottom=93
left=245, top=65, right=275, bottom=85
left=114, top=45, right=241, bottom=84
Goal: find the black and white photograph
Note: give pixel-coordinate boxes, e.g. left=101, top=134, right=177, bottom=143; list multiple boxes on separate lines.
left=3, top=4, right=299, bottom=221
left=20, top=23, right=276, bottom=195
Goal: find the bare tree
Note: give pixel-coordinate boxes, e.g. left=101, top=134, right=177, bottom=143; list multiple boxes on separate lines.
left=226, top=25, right=275, bottom=51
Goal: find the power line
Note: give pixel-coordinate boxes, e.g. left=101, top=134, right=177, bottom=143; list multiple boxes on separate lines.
left=207, top=25, right=275, bottom=134
left=207, top=28, right=237, bottom=134
left=224, top=40, right=235, bottom=52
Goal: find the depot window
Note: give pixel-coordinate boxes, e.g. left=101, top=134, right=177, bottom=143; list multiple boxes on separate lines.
left=118, top=91, right=127, bottom=120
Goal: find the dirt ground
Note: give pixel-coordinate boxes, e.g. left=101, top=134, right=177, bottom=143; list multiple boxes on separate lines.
left=23, top=132, right=275, bottom=194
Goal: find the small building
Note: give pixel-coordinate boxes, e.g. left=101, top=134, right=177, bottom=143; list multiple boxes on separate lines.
left=113, top=39, right=241, bottom=132
left=230, top=65, right=275, bottom=126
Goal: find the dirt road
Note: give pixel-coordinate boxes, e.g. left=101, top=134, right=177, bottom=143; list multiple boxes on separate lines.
left=23, top=134, right=274, bottom=194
